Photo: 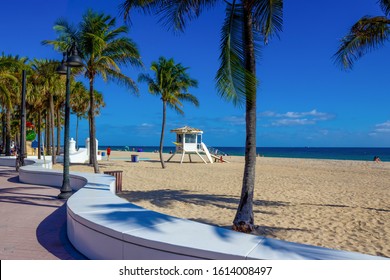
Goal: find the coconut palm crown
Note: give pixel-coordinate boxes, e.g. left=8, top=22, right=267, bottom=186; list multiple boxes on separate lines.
left=334, top=0, right=390, bottom=69
left=43, top=9, right=142, bottom=173
left=120, top=0, right=283, bottom=233
left=139, top=57, right=199, bottom=169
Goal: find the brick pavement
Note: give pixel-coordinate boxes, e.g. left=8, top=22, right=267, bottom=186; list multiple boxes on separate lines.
left=0, top=166, right=86, bottom=259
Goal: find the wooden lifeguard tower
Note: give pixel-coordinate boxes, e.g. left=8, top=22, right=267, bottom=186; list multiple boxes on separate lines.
left=167, top=126, right=213, bottom=164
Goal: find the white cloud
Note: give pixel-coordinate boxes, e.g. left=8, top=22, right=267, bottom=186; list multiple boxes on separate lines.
left=259, top=109, right=334, bottom=127
left=272, top=118, right=315, bottom=126
left=282, top=109, right=333, bottom=120
left=140, top=123, right=154, bottom=127
left=372, top=120, right=390, bottom=134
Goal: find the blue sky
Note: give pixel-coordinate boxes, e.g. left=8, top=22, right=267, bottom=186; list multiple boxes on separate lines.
left=1, top=0, right=390, bottom=147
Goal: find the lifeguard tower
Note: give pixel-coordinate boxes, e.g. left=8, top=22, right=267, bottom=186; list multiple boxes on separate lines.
left=167, top=126, right=213, bottom=164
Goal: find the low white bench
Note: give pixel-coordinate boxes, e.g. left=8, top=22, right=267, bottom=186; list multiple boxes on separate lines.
left=10, top=157, right=386, bottom=260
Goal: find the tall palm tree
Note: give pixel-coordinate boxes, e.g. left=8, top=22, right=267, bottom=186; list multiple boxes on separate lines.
left=334, top=0, right=390, bottom=69
left=0, top=56, right=18, bottom=155
left=30, top=59, right=63, bottom=164
left=27, top=64, right=49, bottom=159
left=0, top=54, right=28, bottom=156
left=139, top=57, right=199, bottom=169
left=43, top=9, right=142, bottom=173
left=120, top=0, right=283, bottom=232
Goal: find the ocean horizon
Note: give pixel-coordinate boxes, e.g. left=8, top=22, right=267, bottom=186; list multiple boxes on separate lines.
left=94, top=146, right=390, bottom=162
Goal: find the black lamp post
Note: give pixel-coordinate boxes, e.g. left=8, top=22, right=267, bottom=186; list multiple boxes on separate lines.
left=16, top=70, right=27, bottom=171
left=56, top=43, right=83, bottom=199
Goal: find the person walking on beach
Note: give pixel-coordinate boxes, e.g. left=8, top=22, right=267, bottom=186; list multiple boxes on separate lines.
left=106, top=147, right=111, bottom=161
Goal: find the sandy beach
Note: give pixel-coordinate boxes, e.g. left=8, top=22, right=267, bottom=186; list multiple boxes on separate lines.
left=53, top=150, right=390, bottom=258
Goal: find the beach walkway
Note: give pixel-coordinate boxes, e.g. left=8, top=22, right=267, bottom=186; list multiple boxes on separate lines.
left=0, top=166, right=85, bottom=260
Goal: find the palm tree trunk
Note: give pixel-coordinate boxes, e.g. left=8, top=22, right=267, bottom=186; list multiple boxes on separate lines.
left=37, top=111, right=41, bottom=159
left=45, top=111, right=50, bottom=155
left=89, top=77, right=99, bottom=173
left=76, top=116, right=79, bottom=150
left=49, top=93, right=56, bottom=164
left=56, top=107, right=61, bottom=155
left=5, top=108, right=11, bottom=156
left=159, top=101, right=167, bottom=169
left=2, top=113, right=6, bottom=154
left=233, top=2, right=256, bottom=233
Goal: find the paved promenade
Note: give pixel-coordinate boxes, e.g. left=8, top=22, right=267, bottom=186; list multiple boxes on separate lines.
left=0, top=166, right=85, bottom=259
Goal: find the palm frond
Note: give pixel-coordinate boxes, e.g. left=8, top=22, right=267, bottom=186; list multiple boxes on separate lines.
left=334, top=16, right=390, bottom=69
left=102, top=67, right=139, bottom=94
left=252, top=0, right=283, bottom=44
left=120, top=0, right=218, bottom=31
left=102, top=37, right=142, bottom=68
left=105, top=25, right=129, bottom=42
left=379, top=0, right=390, bottom=16
left=0, top=73, right=18, bottom=83
left=42, top=18, right=78, bottom=52
left=176, top=92, right=199, bottom=107
left=158, top=0, right=218, bottom=32
left=0, top=54, right=29, bottom=71
left=138, top=73, right=160, bottom=95
left=167, top=99, right=185, bottom=115
left=215, top=1, right=248, bottom=107
left=119, top=0, right=164, bottom=24
left=139, top=56, right=198, bottom=115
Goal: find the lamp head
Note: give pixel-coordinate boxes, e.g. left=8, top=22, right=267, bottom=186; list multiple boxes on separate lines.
left=56, top=53, right=67, bottom=75
left=66, top=44, right=83, bottom=67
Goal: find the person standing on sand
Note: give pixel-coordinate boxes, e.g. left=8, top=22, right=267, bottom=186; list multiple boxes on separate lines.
left=107, top=147, right=111, bottom=161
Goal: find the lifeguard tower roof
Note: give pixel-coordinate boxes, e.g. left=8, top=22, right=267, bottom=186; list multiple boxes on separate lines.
left=170, top=126, right=203, bottom=134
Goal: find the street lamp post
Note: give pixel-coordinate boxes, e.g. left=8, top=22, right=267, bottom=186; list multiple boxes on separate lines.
left=16, top=70, right=27, bottom=171
left=56, top=43, right=83, bottom=199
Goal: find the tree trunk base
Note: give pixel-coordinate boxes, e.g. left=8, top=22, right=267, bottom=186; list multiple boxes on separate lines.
left=232, top=221, right=255, bottom=234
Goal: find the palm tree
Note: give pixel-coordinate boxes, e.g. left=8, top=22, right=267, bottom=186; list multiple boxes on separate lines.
left=0, top=56, right=18, bottom=155
left=43, top=9, right=142, bottom=173
left=0, top=54, right=28, bottom=156
left=27, top=64, right=49, bottom=159
left=120, top=0, right=283, bottom=232
left=29, top=59, right=64, bottom=164
left=334, top=0, right=390, bottom=69
left=139, top=57, right=199, bottom=169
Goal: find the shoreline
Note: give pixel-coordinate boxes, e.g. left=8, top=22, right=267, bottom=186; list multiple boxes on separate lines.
left=53, top=151, right=390, bottom=258
left=96, top=146, right=390, bottom=162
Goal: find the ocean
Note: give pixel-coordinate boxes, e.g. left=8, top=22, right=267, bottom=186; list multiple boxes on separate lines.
left=97, top=146, right=390, bottom=162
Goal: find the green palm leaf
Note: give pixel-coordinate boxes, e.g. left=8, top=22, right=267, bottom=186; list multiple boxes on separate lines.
left=120, top=0, right=163, bottom=24
left=253, top=0, right=283, bottom=44
left=158, top=0, right=218, bottom=31
left=42, top=18, right=79, bottom=52
left=138, top=56, right=198, bottom=168
left=216, top=1, right=252, bottom=107
left=334, top=16, right=390, bottom=69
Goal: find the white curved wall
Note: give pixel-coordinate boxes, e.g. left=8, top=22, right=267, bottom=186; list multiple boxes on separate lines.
left=13, top=158, right=387, bottom=260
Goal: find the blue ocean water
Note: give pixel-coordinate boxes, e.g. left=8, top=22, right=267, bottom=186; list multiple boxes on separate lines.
left=98, top=145, right=390, bottom=162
